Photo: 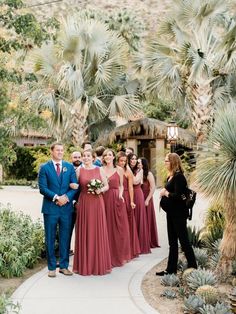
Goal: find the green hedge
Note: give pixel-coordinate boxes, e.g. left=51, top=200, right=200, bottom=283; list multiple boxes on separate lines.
left=7, top=146, right=49, bottom=180
left=0, top=206, right=45, bottom=278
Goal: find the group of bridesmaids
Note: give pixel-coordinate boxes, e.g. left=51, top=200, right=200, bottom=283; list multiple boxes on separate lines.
left=72, top=148, right=160, bottom=276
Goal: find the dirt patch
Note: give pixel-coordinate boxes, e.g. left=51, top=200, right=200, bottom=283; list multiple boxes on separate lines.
left=0, top=259, right=47, bottom=295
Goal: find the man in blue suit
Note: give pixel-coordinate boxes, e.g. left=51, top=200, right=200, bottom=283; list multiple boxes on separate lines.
left=38, top=143, right=78, bottom=277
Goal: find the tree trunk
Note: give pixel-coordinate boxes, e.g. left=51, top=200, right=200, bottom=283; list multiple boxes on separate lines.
left=188, top=81, right=213, bottom=142
left=216, top=200, right=236, bottom=279
left=71, top=100, right=89, bottom=146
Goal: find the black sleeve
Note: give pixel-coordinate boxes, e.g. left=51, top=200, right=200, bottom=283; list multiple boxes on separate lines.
left=168, top=173, right=187, bottom=200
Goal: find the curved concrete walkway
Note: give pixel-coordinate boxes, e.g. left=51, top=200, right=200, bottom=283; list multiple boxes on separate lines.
left=0, top=187, right=208, bottom=314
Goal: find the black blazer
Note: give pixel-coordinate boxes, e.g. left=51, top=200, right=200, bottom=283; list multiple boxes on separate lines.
left=160, top=171, right=188, bottom=218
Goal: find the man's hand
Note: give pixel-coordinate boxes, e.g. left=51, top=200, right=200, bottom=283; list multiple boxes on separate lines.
left=56, top=195, right=69, bottom=206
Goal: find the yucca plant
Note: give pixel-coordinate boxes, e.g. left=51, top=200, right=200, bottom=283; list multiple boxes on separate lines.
left=187, top=226, right=203, bottom=248
left=186, top=269, right=217, bottom=291
left=196, top=103, right=236, bottom=276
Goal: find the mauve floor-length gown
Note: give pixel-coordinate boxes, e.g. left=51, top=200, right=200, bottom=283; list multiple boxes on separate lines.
left=123, top=175, right=141, bottom=258
left=73, top=167, right=111, bottom=275
left=142, top=180, right=160, bottom=248
left=133, top=182, right=151, bottom=254
left=103, top=171, right=131, bottom=267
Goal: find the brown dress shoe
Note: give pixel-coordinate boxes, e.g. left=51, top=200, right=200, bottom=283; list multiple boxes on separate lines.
left=59, top=268, right=73, bottom=276
left=48, top=270, right=56, bottom=278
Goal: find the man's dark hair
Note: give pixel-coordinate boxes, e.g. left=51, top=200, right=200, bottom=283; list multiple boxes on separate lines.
left=95, top=146, right=105, bottom=157
left=50, top=142, right=63, bottom=151
left=81, top=141, right=92, bottom=149
left=125, top=147, right=134, bottom=153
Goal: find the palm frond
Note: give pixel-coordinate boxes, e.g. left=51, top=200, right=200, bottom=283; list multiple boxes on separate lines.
left=108, top=94, right=141, bottom=120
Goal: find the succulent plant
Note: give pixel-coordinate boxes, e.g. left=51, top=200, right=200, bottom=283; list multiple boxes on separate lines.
left=182, top=268, right=196, bottom=283
left=160, top=289, right=177, bottom=299
left=183, top=294, right=204, bottom=313
left=194, top=248, right=209, bottom=268
left=161, top=274, right=180, bottom=287
left=178, top=286, right=188, bottom=298
left=199, top=302, right=232, bottom=314
left=178, top=259, right=188, bottom=271
left=186, top=269, right=217, bottom=291
left=209, top=252, right=220, bottom=270
left=196, top=285, right=219, bottom=305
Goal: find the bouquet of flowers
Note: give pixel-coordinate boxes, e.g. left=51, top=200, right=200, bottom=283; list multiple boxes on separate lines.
left=87, top=179, right=104, bottom=194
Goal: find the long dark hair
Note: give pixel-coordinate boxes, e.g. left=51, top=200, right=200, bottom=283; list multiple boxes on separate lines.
left=127, top=153, right=138, bottom=174
left=141, top=158, right=149, bottom=181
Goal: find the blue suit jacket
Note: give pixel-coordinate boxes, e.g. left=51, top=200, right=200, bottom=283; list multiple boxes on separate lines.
left=38, top=160, right=78, bottom=214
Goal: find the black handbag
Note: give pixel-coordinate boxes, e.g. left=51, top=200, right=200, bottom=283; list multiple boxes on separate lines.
left=181, top=188, right=197, bottom=220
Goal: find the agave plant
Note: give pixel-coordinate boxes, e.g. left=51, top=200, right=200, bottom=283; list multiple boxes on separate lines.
left=29, top=16, right=141, bottom=145
left=199, top=302, right=232, bottom=314
left=136, top=0, right=236, bottom=140
left=196, top=103, right=236, bottom=276
left=187, top=226, right=203, bottom=248
left=183, top=294, right=205, bottom=313
left=194, top=248, right=209, bottom=269
left=186, top=269, right=217, bottom=291
left=161, top=274, right=180, bottom=287
left=160, top=289, right=177, bottom=299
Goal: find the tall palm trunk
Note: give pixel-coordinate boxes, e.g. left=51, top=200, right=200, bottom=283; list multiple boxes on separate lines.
left=188, top=81, right=213, bottom=142
left=71, top=100, right=88, bottom=146
left=216, top=199, right=236, bottom=278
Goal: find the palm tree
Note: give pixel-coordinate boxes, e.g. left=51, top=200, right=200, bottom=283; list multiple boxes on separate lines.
left=136, top=0, right=236, bottom=140
left=195, top=102, right=236, bottom=277
left=29, top=16, right=140, bottom=145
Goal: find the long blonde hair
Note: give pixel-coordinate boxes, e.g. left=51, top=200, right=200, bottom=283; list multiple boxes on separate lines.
left=167, top=153, right=184, bottom=175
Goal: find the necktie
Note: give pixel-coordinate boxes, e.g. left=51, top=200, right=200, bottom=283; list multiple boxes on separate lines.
left=56, top=163, right=60, bottom=176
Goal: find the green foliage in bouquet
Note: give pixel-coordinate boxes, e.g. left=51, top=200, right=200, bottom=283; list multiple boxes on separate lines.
left=0, top=206, right=45, bottom=278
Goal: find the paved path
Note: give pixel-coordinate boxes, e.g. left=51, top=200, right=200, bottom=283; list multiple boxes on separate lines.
left=0, top=186, right=209, bottom=314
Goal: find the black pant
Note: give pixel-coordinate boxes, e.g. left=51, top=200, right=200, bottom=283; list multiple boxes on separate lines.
left=166, top=214, right=197, bottom=273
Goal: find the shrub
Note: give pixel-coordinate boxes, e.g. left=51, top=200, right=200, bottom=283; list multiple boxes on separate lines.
left=186, top=269, right=217, bottom=291
left=0, top=206, right=45, bottom=278
left=0, top=293, right=20, bottom=314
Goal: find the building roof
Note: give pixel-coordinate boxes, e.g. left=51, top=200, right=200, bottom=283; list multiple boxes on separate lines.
left=96, top=118, right=196, bottom=146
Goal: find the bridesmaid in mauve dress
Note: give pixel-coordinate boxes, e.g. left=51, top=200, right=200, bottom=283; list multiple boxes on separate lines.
left=102, top=149, right=131, bottom=267
left=128, top=154, right=151, bottom=254
left=140, top=158, right=160, bottom=248
left=117, top=151, right=141, bottom=259
left=73, top=149, right=112, bottom=275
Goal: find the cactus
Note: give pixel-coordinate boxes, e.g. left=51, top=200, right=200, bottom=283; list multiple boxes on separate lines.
left=186, top=269, right=217, bottom=291
left=160, top=274, right=180, bottom=287
left=194, top=248, right=209, bottom=268
left=199, top=302, right=232, bottom=314
left=182, top=268, right=196, bottom=283
left=196, top=285, right=219, bottom=305
left=160, top=289, right=177, bottom=299
left=183, top=294, right=204, bottom=313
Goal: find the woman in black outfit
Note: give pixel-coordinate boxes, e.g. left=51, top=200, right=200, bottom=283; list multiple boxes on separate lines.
left=156, top=153, right=197, bottom=276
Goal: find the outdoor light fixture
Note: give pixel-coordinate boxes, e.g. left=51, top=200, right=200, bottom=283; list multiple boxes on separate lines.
left=167, top=121, right=179, bottom=153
